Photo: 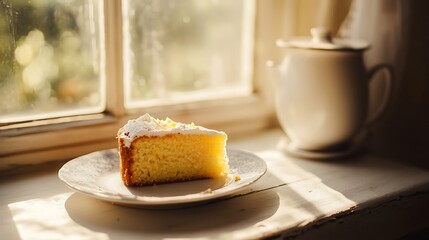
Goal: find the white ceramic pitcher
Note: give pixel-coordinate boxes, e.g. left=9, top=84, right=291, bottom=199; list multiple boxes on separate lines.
left=273, top=28, right=394, bottom=152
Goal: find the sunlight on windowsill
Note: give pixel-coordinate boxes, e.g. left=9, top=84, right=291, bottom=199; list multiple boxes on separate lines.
left=252, top=150, right=356, bottom=230
left=8, top=192, right=109, bottom=240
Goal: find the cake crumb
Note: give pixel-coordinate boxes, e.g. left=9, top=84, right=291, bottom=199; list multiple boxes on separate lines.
left=234, top=175, right=241, bottom=181
left=205, top=188, right=213, bottom=193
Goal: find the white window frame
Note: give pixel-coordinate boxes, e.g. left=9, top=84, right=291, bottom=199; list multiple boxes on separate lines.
left=0, top=0, right=281, bottom=172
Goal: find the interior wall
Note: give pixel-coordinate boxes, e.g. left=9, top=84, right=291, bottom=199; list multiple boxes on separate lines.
left=339, top=0, right=429, bottom=168
left=371, top=0, right=429, bottom=168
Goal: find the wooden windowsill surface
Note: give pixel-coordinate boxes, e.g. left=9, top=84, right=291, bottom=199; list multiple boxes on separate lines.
left=1, top=128, right=428, bottom=239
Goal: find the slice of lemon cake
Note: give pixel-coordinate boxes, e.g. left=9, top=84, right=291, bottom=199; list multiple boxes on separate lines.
left=117, top=113, right=229, bottom=186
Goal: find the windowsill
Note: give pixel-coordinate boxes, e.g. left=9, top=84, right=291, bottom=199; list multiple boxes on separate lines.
left=1, top=128, right=428, bottom=239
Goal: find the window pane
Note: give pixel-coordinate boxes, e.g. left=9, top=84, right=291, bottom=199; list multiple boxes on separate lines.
left=0, top=0, right=105, bottom=123
left=123, top=0, right=255, bottom=108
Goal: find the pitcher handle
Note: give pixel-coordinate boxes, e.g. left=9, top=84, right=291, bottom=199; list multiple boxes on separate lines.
left=365, top=63, right=394, bottom=126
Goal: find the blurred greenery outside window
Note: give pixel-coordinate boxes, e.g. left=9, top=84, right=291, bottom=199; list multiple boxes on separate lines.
left=0, top=0, right=105, bottom=123
left=0, top=0, right=255, bottom=123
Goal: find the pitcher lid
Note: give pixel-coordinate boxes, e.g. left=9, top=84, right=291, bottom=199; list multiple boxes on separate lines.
left=276, top=27, right=369, bottom=51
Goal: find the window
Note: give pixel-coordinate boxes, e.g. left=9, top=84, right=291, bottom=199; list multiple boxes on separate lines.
left=0, top=0, right=105, bottom=123
left=0, top=0, right=276, bottom=171
left=123, top=0, right=255, bottom=108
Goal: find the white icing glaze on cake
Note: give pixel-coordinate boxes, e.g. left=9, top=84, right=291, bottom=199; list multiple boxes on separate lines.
left=118, top=113, right=225, bottom=147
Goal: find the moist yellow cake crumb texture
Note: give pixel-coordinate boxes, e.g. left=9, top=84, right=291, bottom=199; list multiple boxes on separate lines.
left=129, top=134, right=228, bottom=185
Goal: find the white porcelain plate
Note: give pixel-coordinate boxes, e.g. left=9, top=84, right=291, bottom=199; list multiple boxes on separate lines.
left=58, top=148, right=266, bottom=208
